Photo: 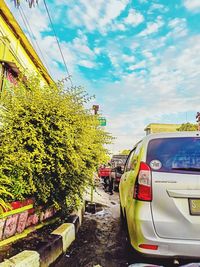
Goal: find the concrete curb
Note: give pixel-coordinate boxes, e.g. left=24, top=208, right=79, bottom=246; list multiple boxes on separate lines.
left=0, top=204, right=84, bottom=267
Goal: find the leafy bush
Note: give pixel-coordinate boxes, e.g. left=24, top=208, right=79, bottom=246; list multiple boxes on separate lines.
left=177, top=123, right=198, bottom=131
left=0, top=75, right=112, bottom=214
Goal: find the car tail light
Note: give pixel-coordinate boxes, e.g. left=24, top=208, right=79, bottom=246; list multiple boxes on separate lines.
left=133, top=162, right=152, bottom=201
left=139, top=244, right=158, bottom=250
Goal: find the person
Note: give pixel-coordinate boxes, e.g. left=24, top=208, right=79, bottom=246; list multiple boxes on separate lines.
left=108, top=166, right=115, bottom=195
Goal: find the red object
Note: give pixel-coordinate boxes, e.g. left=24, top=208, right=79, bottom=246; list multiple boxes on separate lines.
left=133, top=162, right=152, bottom=201
left=139, top=244, right=158, bottom=250
left=11, top=201, right=22, bottom=210
left=98, top=167, right=111, bottom=178
left=10, top=199, right=34, bottom=210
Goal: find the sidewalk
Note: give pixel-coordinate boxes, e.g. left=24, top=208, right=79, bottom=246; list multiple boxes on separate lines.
left=85, top=182, right=113, bottom=207
left=0, top=180, right=112, bottom=267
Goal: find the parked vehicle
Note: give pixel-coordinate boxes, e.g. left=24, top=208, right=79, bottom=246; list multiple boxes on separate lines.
left=119, top=131, right=200, bottom=258
left=110, top=165, right=124, bottom=191
left=110, top=155, right=128, bottom=191
left=111, top=154, right=128, bottom=168
left=98, top=165, right=111, bottom=189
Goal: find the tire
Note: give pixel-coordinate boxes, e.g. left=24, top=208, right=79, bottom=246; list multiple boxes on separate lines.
left=120, top=203, right=126, bottom=229
left=123, top=210, right=139, bottom=262
left=103, top=177, right=109, bottom=191
left=113, top=181, right=119, bottom=192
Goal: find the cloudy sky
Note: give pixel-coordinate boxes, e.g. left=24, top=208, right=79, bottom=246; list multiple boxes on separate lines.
left=5, top=0, right=200, bottom=153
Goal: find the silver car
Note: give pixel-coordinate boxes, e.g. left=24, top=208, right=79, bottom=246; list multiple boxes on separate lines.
left=119, top=131, right=200, bottom=258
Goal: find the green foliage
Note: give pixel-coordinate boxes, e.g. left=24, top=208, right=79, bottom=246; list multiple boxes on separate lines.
left=0, top=170, right=13, bottom=213
left=177, top=123, right=198, bottom=131
left=119, top=149, right=130, bottom=155
left=0, top=75, right=112, bottom=214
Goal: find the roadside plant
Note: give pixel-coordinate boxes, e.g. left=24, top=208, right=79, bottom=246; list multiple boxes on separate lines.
left=177, top=123, right=198, bottom=131
left=0, top=75, right=112, bottom=214
left=0, top=172, right=13, bottom=213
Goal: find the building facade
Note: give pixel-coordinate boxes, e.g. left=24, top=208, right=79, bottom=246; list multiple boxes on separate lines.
left=0, top=1, right=56, bottom=243
left=0, top=0, right=53, bottom=92
left=144, top=123, right=181, bottom=135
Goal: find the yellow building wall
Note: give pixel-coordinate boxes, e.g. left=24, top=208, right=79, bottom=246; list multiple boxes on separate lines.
left=145, top=123, right=181, bottom=135
left=0, top=0, right=53, bottom=84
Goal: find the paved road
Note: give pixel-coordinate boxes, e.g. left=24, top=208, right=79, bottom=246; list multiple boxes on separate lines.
left=54, top=184, right=200, bottom=267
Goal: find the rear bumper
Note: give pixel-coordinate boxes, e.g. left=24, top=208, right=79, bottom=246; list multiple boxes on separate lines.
left=129, top=202, right=200, bottom=258
left=136, top=234, right=200, bottom=258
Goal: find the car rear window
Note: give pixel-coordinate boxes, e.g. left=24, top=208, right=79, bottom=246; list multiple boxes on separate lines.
left=147, top=137, right=200, bottom=174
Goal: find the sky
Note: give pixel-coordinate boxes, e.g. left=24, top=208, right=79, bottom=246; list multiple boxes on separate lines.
left=5, top=0, right=200, bottom=153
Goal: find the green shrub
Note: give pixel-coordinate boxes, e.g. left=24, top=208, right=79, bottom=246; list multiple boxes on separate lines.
left=177, top=123, right=198, bottom=131
left=0, top=75, right=112, bottom=214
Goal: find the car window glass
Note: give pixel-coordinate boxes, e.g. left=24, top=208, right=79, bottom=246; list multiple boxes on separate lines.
left=131, top=141, right=142, bottom=170
left=147, top=137, right=200, bottom=174
left=125, top=149, right=136, bottom=172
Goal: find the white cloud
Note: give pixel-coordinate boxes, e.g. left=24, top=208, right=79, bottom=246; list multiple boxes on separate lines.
left=124, top=9, right=144, bottom=26
left=108, top=53, right=119, bottom=68
left=122, top=54, right=135, bottom=63
left=148, top=3, right=169, bottom=14
left=184, top=0, right=200, bottom=12
left=138, top=0, right=148, bottom=3
left=139, top=17, right=164, bottom=36
left=109, top=22, right=127, bottom=32
left=78, top=60, right=96, bottom=68
left=72, top=36, right=95, bottom=57
left=169, top=18, right=184, bottom=28
left=94, top=47, right=102, bottom=55
left=142, top=50, right=155, bottom=62
left=128, top=60, right=146, bottom=70
left=67, top=0, right=129, bottom=32
left=168, top=18, right=188, bottom=38
left=100, top=35, right=200, bottom=153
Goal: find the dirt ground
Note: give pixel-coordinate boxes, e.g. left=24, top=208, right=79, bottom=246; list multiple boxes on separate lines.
left=54, top=191, right=128, bottom=267
left=54, top=182, right=200, bottom=267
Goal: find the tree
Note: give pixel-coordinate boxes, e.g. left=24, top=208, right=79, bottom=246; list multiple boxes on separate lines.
left=177, top=123, right=198, bottom=131
left=119, top=149, right=130, bottom=155
left=0, top=75, right=112, bottom=214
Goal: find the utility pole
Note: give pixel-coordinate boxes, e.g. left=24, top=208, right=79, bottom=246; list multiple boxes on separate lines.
left=196, top=112, right=200, bottom=131
left=92, top=105, right=99, bottom=115
left=86, top=105, right=100, bottom=213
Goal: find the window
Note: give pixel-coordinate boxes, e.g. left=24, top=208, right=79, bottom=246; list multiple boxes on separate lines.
left=125, top=141, right=142, bottom=172
left=147, top=137, right=200, bottom=174
left=131, top=141, right=142, bottom=170
left=0, top=61, right=19, bottom=92
left=125, top=149, right=136, bottom=172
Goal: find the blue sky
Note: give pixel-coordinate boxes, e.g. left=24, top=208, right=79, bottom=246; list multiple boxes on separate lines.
left=5, top=0, right=200, bottom=153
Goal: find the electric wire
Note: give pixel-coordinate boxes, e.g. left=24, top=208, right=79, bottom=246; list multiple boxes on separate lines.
left=18, top=6, right=53, bottom=77
left=43, top=0, right=73, bottom=87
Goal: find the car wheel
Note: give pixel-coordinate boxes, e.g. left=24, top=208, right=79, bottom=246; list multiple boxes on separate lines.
left=122, top=210, right=139, bottom=262
left=120, top=203, right=125, bottom=225
left=114, top=185, right=118, bottom=192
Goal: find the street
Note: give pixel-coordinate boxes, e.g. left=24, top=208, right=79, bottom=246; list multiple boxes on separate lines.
left=53, top=183, right=200, bottom=267
left=54, top=188, right=127, bottom=267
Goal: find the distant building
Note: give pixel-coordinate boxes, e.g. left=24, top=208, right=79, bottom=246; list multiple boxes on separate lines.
left=144, top=123, right=181, bottom=135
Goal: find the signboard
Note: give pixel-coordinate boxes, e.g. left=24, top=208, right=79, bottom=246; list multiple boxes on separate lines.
left=98, top=117, right=106, bottom=126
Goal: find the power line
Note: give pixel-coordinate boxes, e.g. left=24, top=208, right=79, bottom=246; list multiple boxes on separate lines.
left=18, top=6, right=53, bottom=77
left=43, top=0, right=73, bottom=87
